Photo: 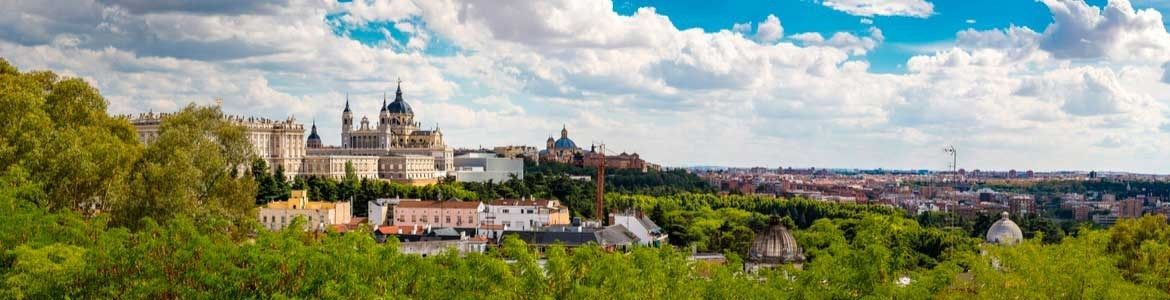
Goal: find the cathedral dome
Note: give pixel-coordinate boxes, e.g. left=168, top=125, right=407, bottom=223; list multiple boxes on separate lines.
left=985, top=212, right=1023, bottom=245
left=748, top=222, right=804, bottom=264
left=387, top=98, right=413, bottom=114
left=554, top=137, right=577, bottom=149
left=387, top=81, right=413, bottom=114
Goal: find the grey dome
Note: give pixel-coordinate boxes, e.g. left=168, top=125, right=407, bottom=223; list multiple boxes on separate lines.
left=985, top=212, right=1023, bottom=245
left=748, top=223, right=804, bottom=264
left=387, top=82, right=413, bottom=114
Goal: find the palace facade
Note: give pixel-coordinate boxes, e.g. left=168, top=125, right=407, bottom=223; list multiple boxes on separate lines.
left=128, top=81, right=452, bottom=184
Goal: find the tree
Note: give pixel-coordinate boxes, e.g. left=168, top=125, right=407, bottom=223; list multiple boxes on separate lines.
left=116, top=104, right=257, bottom=231
left=0, top=59, right=141, bottom=215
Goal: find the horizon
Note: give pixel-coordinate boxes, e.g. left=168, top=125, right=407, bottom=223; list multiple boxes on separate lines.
left=5, top=0, right=1170, bottom=173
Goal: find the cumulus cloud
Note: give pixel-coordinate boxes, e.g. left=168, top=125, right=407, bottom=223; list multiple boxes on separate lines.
left=2, top=0, right=1170, bottom=171
left=790, top=27, right=885, bottom=55
left=754, top=14, right=783, bottom=44
left=821, top=0, right=934, bottom=18
left=1039, top=0, right=1170, bottom=60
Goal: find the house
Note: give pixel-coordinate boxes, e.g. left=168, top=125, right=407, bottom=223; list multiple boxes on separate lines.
left=393, top=200, right=484, bottom=228
left=259, top=190, right=351, bottom=231
left=479, top=199, right=571, bottom=231
left=610, top=211, right=668, bottom=246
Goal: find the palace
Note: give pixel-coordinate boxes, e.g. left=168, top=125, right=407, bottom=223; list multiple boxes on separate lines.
left=128, top=81, right=453, bottom=184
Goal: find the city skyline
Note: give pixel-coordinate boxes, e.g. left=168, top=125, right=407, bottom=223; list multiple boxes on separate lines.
left=4, top=0, right=1170, bottom=172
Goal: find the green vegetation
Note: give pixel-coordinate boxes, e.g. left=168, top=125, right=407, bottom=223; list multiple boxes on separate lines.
left=2, top=58, right=1170, bottom=298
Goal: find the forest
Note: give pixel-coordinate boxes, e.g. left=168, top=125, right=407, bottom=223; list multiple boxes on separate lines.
left=4, top=58, right=1170, bottom=298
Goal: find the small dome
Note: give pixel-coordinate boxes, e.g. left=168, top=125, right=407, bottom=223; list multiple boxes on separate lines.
left=554, top=137, right=577, bottom=149
left=748, top=223, right=804, bottom=264
left=985, top=212, right=1023, bottom=245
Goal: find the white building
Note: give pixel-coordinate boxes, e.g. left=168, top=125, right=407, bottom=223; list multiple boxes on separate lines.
left=610, top=211, right=668, bottom=246
left=454, top=152, right=524, bottom=183
left=479, top=199, right=571, bottom=231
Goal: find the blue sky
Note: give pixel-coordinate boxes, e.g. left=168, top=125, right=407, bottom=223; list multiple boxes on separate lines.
left=4, top=0, right=1170, bottom=173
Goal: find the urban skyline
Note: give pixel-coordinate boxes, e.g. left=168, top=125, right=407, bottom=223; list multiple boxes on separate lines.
left=3, top=0, right=1170, bottom=172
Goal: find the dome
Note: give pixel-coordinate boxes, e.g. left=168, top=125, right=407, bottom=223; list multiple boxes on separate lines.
left=985, top=212, right=1023, bottom=245
left=553, top=137, right=577, bottom=149
left=748, top=223, right=804, bottom=264
left=387, top=81, right=413, bottom=114
left=387, top=98, right=413, bottom=114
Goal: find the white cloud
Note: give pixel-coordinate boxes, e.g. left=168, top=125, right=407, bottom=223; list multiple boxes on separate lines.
left=790, top=27, right=885, bottom=55
left=821, top=0, right=934, bottom=18
left=2, top=0, right=1170, bottom=172
left=754, top=14, right=783, bottom=44
left=1039, top=0, right=1170, bottom=61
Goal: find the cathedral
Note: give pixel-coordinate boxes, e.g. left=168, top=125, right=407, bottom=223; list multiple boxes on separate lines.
left=325, top=81, right=445, bottom=150
left=304, top=81, right=454, bottom=183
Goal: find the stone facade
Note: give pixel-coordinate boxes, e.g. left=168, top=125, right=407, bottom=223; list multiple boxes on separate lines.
left=128, top=112, right=306, bottom=177
left=127, top=82, right=454, bottom=182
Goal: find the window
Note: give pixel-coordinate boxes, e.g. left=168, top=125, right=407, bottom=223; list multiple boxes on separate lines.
left=433, top=216, right=439, bottom=223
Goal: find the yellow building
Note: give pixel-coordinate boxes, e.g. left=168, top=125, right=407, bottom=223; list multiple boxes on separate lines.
left=259, top=190, right=352, bottom=231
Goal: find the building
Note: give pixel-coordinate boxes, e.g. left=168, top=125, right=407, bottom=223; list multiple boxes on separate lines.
left=540, top=125, right=583, bottom=164
left=610, top=211, right=668, bottom=246
left=506, top=224, right=638, bottom=252
left=128, top=112, right=306, bottom=177
left=1119, top=198, right=1143, bottom=218
left=393, top=200, right=484, bottom=228
left=479, top=199, right=570, bottom=231
left=985, top=212, right=1023, bottom=245
left=300, top=155, right=379, bottom=180
left=128, top=81, right=454, bottom=183
left=745, top=221, right=804, bottom=272
left=259, top=190, right=352, bottom=231
left=379, top=154, right=438, bottom=185
left=582, top=151, right=647, bottom=171
left=368, top=198, right=396, bottom=227
left=492, top=145, right=537, bottom=160
left=453, top=152, right=524, bottom=183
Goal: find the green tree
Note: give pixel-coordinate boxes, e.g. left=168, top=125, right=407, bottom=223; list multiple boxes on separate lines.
left=116, top=104, right=257, bottom=231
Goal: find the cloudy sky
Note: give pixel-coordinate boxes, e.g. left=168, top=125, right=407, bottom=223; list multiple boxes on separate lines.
left=4, top=0, right=1170, bottom=172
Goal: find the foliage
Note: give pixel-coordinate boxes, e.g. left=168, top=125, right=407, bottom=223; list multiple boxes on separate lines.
left=1, top=58, right=1169, bottom=298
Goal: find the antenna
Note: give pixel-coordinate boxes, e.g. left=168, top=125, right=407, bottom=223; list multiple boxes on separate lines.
left=595, top=143, right=606, bottom=224
left=943, top=145, right=957, bottom=182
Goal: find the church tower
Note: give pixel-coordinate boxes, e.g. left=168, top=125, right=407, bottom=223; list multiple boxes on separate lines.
left=342, top=93, right=352, bottom=148
left=378, top=91, right=390, bottom=130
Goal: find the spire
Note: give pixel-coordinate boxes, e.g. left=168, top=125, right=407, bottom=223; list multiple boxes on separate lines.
left=381, top=92, right=388, bottom=112
left=394, top=78, right=404, bottom=102
left=560, top=124, right=568, bottom=139
left=344, top=93, right=351, bottom=113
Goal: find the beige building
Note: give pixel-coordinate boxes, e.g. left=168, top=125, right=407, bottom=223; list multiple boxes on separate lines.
left=259, top=190, right=352, bottom=231
left=128, top=112, right=306, bottom=176
left=127, top=82, right=451, bottom=183
left=380, top=154, right=436, bottom=182
left=301, top=155, right=379, bottom=180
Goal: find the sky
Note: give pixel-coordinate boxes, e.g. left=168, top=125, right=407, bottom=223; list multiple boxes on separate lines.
left=3, top=0, right=1170, bottom=173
